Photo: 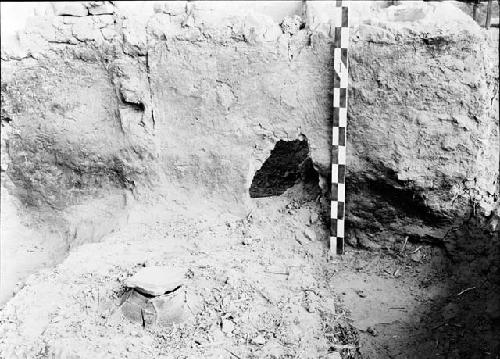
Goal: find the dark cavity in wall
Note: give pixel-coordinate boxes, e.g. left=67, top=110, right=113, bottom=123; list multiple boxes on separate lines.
left=249, top=138, right=320, bottom=198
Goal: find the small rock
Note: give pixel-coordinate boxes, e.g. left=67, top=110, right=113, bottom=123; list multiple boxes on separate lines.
left=221, top=318, right=235, bottom=335
left=283, top=324, right=304, bottom=345
left=242, top=237, right=253, bottom=245
left=53, top=2, right=89, bottom=17
left=216, top=82, right=235, bottom=111
left=125, top=266, right=185, bottom=296
left=410, top=250, right=423, bottom=263
left=280, top=15, right=303, bottom=35
left=486, top=203, right=499, bottom=232
left=327, top=352, right=342, bottom=359
left=358, top=235, right=381, bottom=250
left=367, top=326, right=378, bottom=336
left=442, top=302, right=459, bottom=321
left=356, top=290, right=366, bottom=298
left=72, top=20, right=101, bottom=42
left=304, top=291, right=318, bottom=313
left=194, top=336, right=209, bottom=346
left=154, top=1, right=187, bottom=16
left=261, top=340, right=286, bottom=357
left=345, top=234, right=359, bottom=247
left=101, top=27, right=116, bottom=40
left=309, top=212, right=319, bottom=224
left=303, top=228, right=316, bottom=241
left=252, top=334, right=266, bottom=345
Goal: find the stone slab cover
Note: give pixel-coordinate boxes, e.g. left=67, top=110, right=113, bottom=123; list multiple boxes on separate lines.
left=124, top=266, right=185, bottom=296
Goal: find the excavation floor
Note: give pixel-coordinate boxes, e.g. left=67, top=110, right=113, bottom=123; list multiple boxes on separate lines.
left=0, top=187, right=498, bottom=358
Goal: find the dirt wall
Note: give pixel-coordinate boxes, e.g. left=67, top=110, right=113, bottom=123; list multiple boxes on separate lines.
left=0, top=1, right=498, bottom=275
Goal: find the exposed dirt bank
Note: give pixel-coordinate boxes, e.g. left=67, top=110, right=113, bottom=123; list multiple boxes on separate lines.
left=0, top=2, right=499, bottom=358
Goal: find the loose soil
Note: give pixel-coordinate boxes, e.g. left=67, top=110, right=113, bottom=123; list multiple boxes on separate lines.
left=1, top=183, right=498, bottom=358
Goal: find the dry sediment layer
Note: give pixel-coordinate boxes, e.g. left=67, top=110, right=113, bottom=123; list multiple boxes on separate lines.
left=0, top=1, right=498, bottom=250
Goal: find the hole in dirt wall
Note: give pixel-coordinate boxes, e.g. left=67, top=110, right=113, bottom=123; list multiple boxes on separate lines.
left=249, top=138, right=320, bottom=198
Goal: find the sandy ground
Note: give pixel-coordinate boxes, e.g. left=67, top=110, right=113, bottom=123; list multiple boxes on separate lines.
left=0, top=186, right=67, bottom=306
left=1, top=182, right=498, bottom=358
left=0, top=185, right=339, bottom=358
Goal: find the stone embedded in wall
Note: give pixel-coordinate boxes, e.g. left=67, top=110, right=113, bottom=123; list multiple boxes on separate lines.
left=88, top=2, right=115, bottom=16
left=153, top=1, right=187, bottom=16
left=215, top=82, right=236, bottom=111
left=71, top=17, right=103, bottom=42
left=92, top=14, right=115, bottom=28
left=280, top=15, right=304, bottom=36
left=52, top=2, right=89, bottom=17
left=122, top=18, right=148, bottom=56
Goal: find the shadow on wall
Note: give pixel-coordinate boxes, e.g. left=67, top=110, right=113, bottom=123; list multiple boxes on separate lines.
left=249, top=137, right=320, bottom=199
left=409, top=221, right=500, bottom=357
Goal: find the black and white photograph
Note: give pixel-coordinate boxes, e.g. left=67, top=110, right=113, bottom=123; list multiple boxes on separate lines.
left=0, top=1, right=499, bottom=358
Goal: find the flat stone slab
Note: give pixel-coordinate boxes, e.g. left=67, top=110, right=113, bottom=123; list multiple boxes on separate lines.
left=124, top=266, right=185, bottom=296
left=53, top=2, right=89, bottom=17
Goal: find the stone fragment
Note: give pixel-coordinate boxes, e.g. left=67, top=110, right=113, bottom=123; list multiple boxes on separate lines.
left=357, top=233, right=381, bottom=251
left=303, top=228, right=316, bottom=241
left=366, top=326, right=378, bottom=336
left=100, top=27, right=116, bottom=40
left=309, top=212, right=319, bottom=224
left=252, top=334, right=266, bottom=345
left=124, top=266, right=185, bottom=296
left=221, top=318, right=235, bottom=335
left=92, top=15, right=115, bottom=28
left=410, top=251, right=423, bottom=263
left=280, top=15, right=303, bottom=35
left=230, top=12, right=282, bottom=44
left=52, top=2, right=89, bottom=17
left=153, top=1, right=187, bottom=16
left=261, top=340, right=286, bottom=358
left=216, top=82, right=235, bottom=110
left=122, top=19, right=147, bottom=55
left=88, top=2, right=115, bottom=15
left=71, top=18, right=100, bottom=42
left=486, top=202, right=500, bottom=232
left=356, top=290, right=366, bottom=298
left=441, top=302, right=459, bottom=321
